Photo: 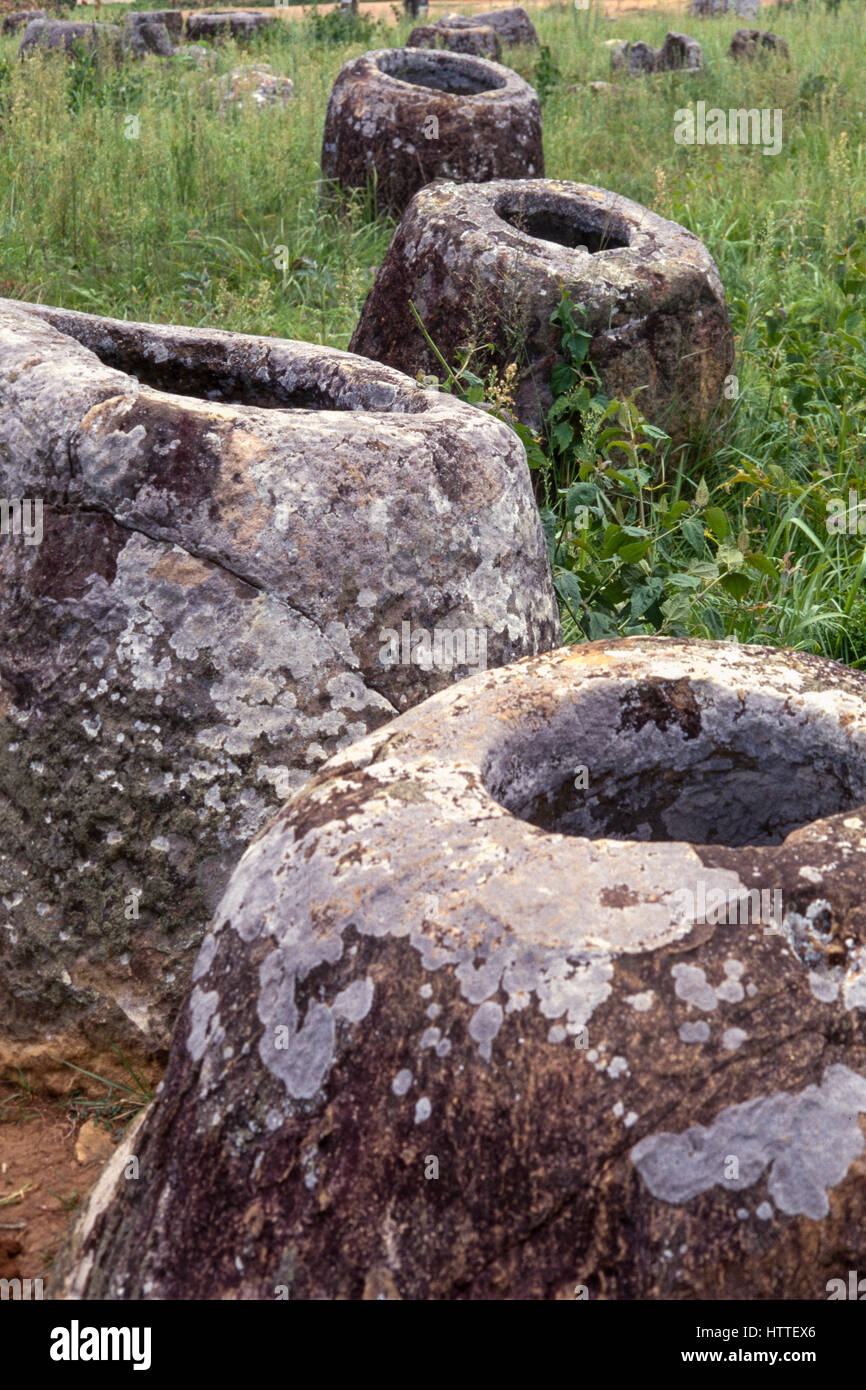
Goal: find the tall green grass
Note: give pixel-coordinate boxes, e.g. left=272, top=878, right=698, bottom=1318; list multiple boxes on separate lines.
left=0, top=11, right=395, bottom=340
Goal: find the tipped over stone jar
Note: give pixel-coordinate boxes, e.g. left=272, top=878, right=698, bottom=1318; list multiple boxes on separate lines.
left=56, top=638, right=866, bottom=1299
left=0, top=298, right=558, bottom=1090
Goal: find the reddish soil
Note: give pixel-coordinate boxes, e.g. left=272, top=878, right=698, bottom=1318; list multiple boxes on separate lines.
left=0, top=1084, right=118, bottom=1294
left=72, top=1, right=696, bottom=19
left=251, top=1, right=693, bottom=18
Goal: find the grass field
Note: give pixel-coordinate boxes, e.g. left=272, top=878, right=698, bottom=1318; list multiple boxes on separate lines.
left=1, top=2, right=864, bottom=660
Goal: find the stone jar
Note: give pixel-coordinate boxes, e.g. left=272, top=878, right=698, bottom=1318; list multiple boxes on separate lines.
left=610, top=32, right=703, bottom=75
left=441, top=7, right=538, bottom=46
left=406, top=22, right=502, bottom=61
left=320, top=48, right=544, bottom=215
left=350, top=178, right=735, bottom=442
left=185, top=11, right=275, bottom=42
left=657, top=31, right=703, bottom=71
left=730, top=29, right=790, bottom=60
left=18, top=19, right=122, bottom=57
left=123, top=16, right=174, bottom=58
left=129, top=10, right=184, bottom=39
left=1, top=11, right=46, bottom=36
left=0, top=299, right=559, bottom=1089
left=56, top=638, right=866, bottom=1299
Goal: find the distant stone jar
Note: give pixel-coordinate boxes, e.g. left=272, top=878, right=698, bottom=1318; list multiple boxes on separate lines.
left=0, top=298, right=559, bottom=1090
left=320, top=49, right=544, bottom=214
left=185, top=10, right=275, bottom=42
left=56, top=638, right=866, bottom=1300
left=657, top=31, right=703, bottom=71
left=350, top=178, right=735, bottom=443
left=610, top=38, right=657, bottom=74
left=123, top=16, right=174, bottom=58
left=441, top=6, right=538, bottom=46
left=691, top=0, right=760, bottom=15
left=729, top=29, right=790, bottom=60
left=406, top=22, right=502, bottom=61
left=18, top=18, right=121, bottom=57
left=610, top=31, right=703, bottom=75
left=126, top=9, right=183, bottom=40
left=1, top=10, right=46, bottom=35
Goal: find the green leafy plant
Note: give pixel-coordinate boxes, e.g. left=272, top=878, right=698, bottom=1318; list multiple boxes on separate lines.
left=304, top=6, right=383, bottom=47
left=65, top=44, right=146, bottom=115
left=412, top=291, right=787, bottom=645
left=533, top=44, right=562, bottom=101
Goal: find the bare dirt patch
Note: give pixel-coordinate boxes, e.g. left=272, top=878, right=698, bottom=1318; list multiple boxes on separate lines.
left=0, top=1083, right=118, bottom=1293
left=73, top=1, right=697, bottom=22
left=269, top=1, right=693, bottom=19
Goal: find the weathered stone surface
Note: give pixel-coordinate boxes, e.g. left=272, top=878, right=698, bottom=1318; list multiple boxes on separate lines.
left=321, top=48, right=543, bottom=215
left=18, top=18, right=121, bottom=57
left=185, top=10, right=274, bottom=42
left=126, top=9, right=183, bottom=39
left=0, top=299, right=559, bottom=1089
left=622, top=39, right=657, bottom=73
left=611, top=32, right=702, bottom=75
left=406, top=22, right=502, bottom=61
left=691, top=0, right=759, bottom=14
left=440, top=7, right=538, bottom=46
left=1, top=10, right=45, bottom=35
left=406, top=22, right=438, bottom=46
left=730, top=28, right=790, bottom=60
left=657, top=31, right=703, bottom=72
left=123, top=16, right=173, bottom=58
left=56, top=638, right=866, bottom=1300
left=217, top=63, right=294, bottom=109
left=350, top=179, right=734, bottom=441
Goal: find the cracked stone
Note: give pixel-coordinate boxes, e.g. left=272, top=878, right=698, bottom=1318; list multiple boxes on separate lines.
left=0, top=298, right=559, bottom=1088
left=320, top=48, right=543, bottom=215
left=55, top=638, right=866, bottom=1299
left=350, top=178, right=734, bottom=441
